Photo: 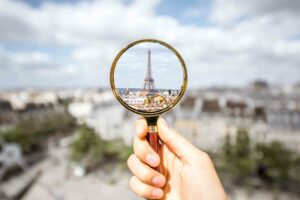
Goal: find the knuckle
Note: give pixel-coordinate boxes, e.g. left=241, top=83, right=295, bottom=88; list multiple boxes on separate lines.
left=129, top=176, right=148, bottom=197
left=140, top=167, right=151, bottom=180
left=196, top=150, right=212, bottom=164
left=127, top=154, right=135, bottom=167
left=134, top=142, right=146, bottom=156
left=200, top=151, right=211, bottom=161
left=129, top=176, right=135, bottom=189
left=139, top=182, right=149, bottom=196
left=133, top=137, right=144, bottom=153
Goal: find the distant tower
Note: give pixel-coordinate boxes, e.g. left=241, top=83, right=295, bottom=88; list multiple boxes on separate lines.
left=143, top=49, right=155, bottom=90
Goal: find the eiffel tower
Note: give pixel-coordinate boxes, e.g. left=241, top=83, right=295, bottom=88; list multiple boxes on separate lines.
left=143, top=49, right=156, bottom=90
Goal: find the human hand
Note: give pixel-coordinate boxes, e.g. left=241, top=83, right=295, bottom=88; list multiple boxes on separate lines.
left=127, top=117, right=227, bottom=200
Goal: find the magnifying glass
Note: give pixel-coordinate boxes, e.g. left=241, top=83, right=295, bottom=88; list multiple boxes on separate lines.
left=110, top=39, right=188, bottom=171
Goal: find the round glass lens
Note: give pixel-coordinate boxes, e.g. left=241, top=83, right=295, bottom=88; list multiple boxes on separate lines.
left=112, top=40, right=186, bottom=114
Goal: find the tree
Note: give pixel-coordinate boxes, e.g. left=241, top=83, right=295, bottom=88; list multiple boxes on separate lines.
left=69, top=124, right=104, bottom=169
left=69, top=124, right=133, bottom=171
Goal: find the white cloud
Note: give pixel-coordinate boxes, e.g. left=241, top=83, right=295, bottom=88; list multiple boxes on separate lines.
left=0, top=0, right=300, bottom=89
left=211, top=0, right=300, bottom=25
left=0, top=49, right=57, bottom=70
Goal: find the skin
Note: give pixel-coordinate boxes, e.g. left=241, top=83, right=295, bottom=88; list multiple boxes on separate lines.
left=127, top=117, right=227, bottom=200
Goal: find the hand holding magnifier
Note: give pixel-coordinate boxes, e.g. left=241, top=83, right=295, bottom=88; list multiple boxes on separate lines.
left=110, top=39, right=188, bottom=172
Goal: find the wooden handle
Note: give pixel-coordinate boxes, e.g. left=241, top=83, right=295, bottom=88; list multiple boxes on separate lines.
left=145, top=116, right=160, bottom=172
left=147, top=132, right=159, bottom=154
left=146, top=131, right=160, bottom=172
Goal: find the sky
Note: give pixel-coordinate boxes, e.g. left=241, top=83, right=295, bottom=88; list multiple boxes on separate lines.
left=114, top=42, right=183, bottom=90
left=0, top=0, right=300, bottom=89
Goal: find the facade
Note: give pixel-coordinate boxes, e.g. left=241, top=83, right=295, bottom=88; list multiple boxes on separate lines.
left=1, top=85, right=300, bottom=151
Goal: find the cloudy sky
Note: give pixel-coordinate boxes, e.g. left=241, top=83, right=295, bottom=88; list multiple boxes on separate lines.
left=114, top=42, right=183, bottom=90
left=0, top=0, right=300, bottom=89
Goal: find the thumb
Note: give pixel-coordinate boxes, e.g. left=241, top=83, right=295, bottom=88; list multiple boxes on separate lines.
left=157, top=117, right=200, bottom=163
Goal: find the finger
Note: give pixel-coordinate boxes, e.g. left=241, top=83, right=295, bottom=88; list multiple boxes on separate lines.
left=157, top=117, right=200, bottom=163
left=133, top=136, right=160, bottom=167
left=127, top=154, right=165, bottom=187
left=135, top=118, right=148, bottom=138
left=129, top=176, right=164, bottom=199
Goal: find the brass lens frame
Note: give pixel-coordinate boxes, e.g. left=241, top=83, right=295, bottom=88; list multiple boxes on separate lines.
left=110, top=39, right=188, bottom=117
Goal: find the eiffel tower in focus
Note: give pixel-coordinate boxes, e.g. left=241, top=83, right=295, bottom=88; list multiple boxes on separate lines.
left=143, top=49, right=156, bottom=91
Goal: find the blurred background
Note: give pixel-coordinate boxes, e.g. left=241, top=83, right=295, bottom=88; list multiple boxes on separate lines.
left=1, top=0, right=300, bottom=199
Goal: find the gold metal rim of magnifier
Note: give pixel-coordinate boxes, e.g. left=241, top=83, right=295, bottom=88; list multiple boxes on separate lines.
left=110, top=39, right=188, bottom=117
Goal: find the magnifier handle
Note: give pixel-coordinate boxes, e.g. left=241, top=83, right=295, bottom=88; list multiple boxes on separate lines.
left=146, top=126, right=160, bottom=172
left=147, top=132, right=159, bottom=154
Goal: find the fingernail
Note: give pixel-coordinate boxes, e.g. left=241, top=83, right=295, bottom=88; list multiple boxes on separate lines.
left=152, top=188, right=163, bottom=198
left=152, top=176, right=165, bottom=186
left=135, top=124, right=144, bottom=136
left=146, top=154, right=159, bottom=166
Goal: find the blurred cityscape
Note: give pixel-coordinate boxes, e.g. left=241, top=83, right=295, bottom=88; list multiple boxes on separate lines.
left=1, top=0, right=300, bottom=199
left=1, top=80, right=300, bottom=200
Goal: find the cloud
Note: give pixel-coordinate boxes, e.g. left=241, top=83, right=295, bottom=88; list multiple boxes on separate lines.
left=0, top=0, right=299, bottom=89
left=0, top=47, right=85, bottom=89
left=211, top=0, right=300, bottom=23
left=0, top=0, right=164, bottom=45
left=0, top=48, right=57, bottom=71
left=211, top=0, right=300, bottom=37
